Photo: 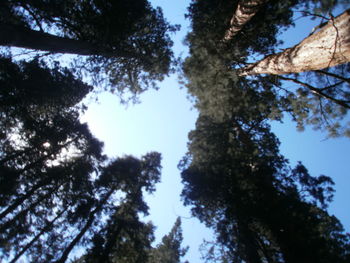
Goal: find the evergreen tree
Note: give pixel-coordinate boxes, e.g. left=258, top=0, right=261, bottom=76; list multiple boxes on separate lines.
left=183, top=0, right=350, bottom=137
left=180, top=2, right=350, bottom=254
left=179, top=114, right=350, bottom=262
left=0, top=56, right=103, bottom=261
left=238, top=9, right=350, bottom=75
left=0, top=0, right=179, bottom=99
left=53, top=153, right=161, bottom=263
left=149, top=217, right=189, bottom=263
left=0, top=57, right=163, bottom=262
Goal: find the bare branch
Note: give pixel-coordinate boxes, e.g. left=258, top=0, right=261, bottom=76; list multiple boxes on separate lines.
left=278, top=75, right=350, bottom=109
left=320, top=81, right=344, bottom=91
left=316, top=70, right=350, bottom=84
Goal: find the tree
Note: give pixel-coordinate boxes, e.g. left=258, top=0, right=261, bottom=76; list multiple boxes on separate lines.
left=179, top=115, right=350, bottom=262
left=0, top=56, right=102, bottom=218
left=2, top=151, right=162, bottom=263
left=181, top=2, right=350, bottom=256
left=238, top=9, right=350, bottom=75
left=57, top=153, right=162, bottom=263
left=223, top=0, right=269, bottom=41
left=149, top=217, right=189, bottom=263
left=183, top=0, right=350, bottom=137
left=0, top=56, right=164, bottom=262
left=0, top=56, right=103, bottom=261
left=0, top=0, right=179, bottom=99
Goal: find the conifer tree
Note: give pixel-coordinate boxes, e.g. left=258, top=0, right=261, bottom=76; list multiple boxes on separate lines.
left=183, top=0, right=350, bottom=137
left=0, top=0, right=179, bottom=99
left=149, top=217, right=189, bottom=263
left=180, top=114, right=350, bottom=262
left=0, top=57, right=163, bottom=262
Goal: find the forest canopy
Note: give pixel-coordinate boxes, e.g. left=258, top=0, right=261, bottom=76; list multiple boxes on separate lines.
left=0, top=0, right=179, bottom=101
left=180, top=0, right=350, bottom=262
left=0, top=0, right=350, bottom=262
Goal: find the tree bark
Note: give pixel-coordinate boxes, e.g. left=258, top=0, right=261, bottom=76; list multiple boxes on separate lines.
left=224, top=0, right=269, bottom=41
left=238, top=9, right=350, bottom=76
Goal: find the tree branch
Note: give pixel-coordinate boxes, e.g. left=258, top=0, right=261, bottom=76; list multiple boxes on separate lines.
left=315, top=70, right=350, bottom=84
left=278, top=76, right=350, bottom=109
left=320, top=81, right=344, bottom=91
left=224, top=0, right=269, bottom=41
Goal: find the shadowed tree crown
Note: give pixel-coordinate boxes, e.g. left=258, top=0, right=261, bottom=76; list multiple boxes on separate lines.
left=0, top=0, right=179, bottom=100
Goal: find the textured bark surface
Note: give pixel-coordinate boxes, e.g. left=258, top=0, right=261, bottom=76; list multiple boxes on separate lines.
left=224, top=0, right=269, bottom=41
left=238, top=9, right=350, bottom=76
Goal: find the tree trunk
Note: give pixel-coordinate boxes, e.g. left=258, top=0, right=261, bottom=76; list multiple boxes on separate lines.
left=54, top=188, right=115, bottom=263
left=224, top=0, right=269, bottom=41
left=0, top=24, right=102, bottom=55
left=0, top=178, right=51, bottom=221
left=238, top=9, right=350, bottom=76
left=0, top=184, right=59, bottom=233
left=9, top=208, right=67, bottom=263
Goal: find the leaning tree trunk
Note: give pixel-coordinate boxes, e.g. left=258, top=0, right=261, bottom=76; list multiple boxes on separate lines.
left=238, top=9, right=350, bottom=76
left=0, top=24, right=132, bottom=58
left=224, top=0, right=269, bottom=41
left=0, top=24, right=101, bottom=55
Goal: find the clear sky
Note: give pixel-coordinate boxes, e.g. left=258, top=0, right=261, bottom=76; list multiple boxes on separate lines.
left=81, top=2, right=350, bottom=262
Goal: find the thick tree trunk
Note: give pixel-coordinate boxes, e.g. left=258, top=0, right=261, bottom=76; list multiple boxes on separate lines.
left=224, top=0, right=269, bottom=41
left=238, top=9, right=350, bottom=76
left=0, top=24, right=103, bottom=56
left=0, top=24, right=137, bottom=59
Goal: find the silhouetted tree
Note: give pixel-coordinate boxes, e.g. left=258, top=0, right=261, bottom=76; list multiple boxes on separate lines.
left=56, top=153, right=162, bottom=263
left=0, top=0, right=179, bottom=99
left=149, top=217, right=189, bottom=263
left=0, top=57, right=163, bottom=262
left=179, top=114, right=350, bottom=262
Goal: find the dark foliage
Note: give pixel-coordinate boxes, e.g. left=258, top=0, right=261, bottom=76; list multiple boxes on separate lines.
left=149, top=217, right=189, bottom=263
left=180, top=115, right=350, bottom=263
left=0, top=57, right=163, bottom=262
left=180, top=1, right=350, bottom=261
left=183, top=0, right=350, bottom=137
left=0, top=0, right=179, bottom=101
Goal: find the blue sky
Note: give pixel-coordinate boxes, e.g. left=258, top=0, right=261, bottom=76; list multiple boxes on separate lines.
left=81, top=1, right=350, bottom=262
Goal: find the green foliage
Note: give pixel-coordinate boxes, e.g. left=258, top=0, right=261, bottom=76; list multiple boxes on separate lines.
left=276, top=66, right=350, bottom=137
left=180, top=115, right=350, bottom=262
left=301, top=0, right=348, bottom=14
left=0, top=0, right=179, bottom=101
left=0, top=57, right=163, bottom=262
left=183, top=0, right=350, bottom=137
left=149, top=217, right=189, bottom=263
left=181, top=2, right=350, bottom=260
